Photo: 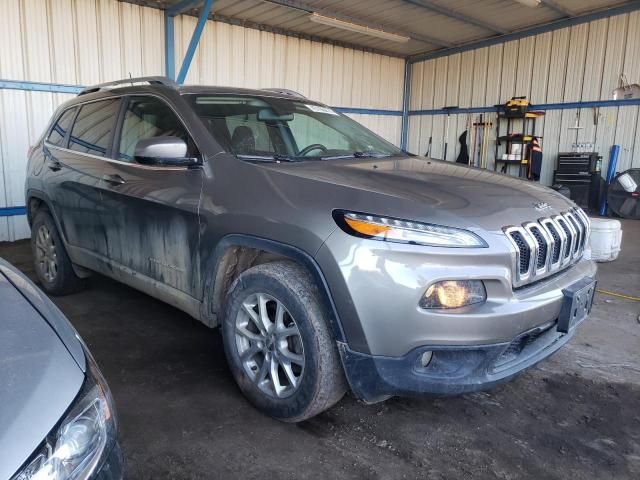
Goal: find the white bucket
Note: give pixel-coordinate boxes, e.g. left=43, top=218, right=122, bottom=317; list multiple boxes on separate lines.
left=589, top=218, right=622, bottom=262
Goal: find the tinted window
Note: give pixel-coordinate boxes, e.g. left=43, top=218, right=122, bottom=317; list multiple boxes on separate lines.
left=118, top=96, right=190, bottom=163
left=69, top=99, right=120, bottom=157
left=47, top=107, right=76, bottom=147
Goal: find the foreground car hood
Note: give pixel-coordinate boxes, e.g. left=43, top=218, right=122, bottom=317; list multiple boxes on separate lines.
left=262, top=156, right=574, bottom=232
left=0, top=269, right=84, bottom=480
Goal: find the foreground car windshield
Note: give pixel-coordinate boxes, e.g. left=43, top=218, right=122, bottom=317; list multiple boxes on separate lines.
left=186, top=94, right=403, bottom=160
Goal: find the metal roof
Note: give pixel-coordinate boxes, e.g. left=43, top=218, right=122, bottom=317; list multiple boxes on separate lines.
left=123, top=0, right=638, bottom=58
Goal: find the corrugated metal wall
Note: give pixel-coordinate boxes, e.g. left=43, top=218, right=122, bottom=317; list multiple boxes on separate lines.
left=0, top=0, right=165, bottom=241
left=172, top=16, right=404, bottom=143
left=408, top=11, right=640, bottom=186
left=0, top=0, right=404, bottom=242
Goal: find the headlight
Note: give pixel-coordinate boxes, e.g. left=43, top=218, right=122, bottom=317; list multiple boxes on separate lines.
left=420, top=280, right=487, bottom=309
left=13, top=347, right=117, bottom=480
left=334, top=211, right=487, bottom=247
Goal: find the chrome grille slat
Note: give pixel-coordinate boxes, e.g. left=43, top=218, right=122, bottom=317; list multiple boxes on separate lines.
left=503, top=208, right=589, bottom=287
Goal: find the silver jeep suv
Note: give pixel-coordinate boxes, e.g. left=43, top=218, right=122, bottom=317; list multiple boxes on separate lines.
left=25, top=77, right=597, bottom=422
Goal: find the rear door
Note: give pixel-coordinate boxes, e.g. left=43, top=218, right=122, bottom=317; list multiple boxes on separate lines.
left=99, top=94, right=203, bottom=298
left=43, top=98, right=121, bottom=264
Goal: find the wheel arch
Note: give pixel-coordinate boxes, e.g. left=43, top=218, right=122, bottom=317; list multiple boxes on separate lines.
left=203, top=234, right=347, bottom=344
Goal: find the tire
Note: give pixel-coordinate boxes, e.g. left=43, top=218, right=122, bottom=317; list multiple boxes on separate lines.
left=222, top=261, right=347, bottom=422
left=30, top=209, right=85, bottom=295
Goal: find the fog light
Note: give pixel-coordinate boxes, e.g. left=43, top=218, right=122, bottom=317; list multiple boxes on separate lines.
left=420, top=351, right=433, bottom=367
left=420, top=280, right=486, bottom=309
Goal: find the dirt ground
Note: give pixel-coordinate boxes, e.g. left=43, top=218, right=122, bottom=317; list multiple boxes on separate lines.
left=1, top=220, right=638, bottom=480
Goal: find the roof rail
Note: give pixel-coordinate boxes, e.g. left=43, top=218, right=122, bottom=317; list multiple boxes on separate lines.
left=261, top=88, right=306, bottom=99
left=78, top=76, right=178, bottom=96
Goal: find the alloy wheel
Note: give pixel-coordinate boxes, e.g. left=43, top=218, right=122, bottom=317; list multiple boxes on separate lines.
left=235, top=293, right=305, bottom=399
left=35, top=224, right=58, bottom=283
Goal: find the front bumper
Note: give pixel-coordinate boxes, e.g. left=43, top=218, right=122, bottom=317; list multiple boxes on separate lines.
left=339, top=318, right=579, bottom=403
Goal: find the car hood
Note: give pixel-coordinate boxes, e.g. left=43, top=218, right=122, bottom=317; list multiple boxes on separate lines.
left=0, top=264, right=85, bottom=480
left=260, top=156, right=575, bottom=233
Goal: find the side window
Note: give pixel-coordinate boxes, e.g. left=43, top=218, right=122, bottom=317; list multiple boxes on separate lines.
left=69, top=99, right=121, bottom=157
left=47, top=107, right=76, bottom=147
left=118, top=96, right=191, bottom=163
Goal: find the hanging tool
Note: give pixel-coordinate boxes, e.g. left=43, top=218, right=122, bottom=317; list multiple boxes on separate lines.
left=469, top=115, right=477, bottom=166
left=568, top=111, right=583, bottom=130
left=442, top=106, right=459, bottom=160
left=480, top=116, right=491, bottom=169
left=425, top=136, right=432, bottom=157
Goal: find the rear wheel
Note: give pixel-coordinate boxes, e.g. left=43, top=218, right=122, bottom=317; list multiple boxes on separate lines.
left=30, top=210, right=85, bottom=295
left=222, top=261, right=346, bottom=422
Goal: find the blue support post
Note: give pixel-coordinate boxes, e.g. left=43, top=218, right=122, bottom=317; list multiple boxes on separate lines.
left=177, top=0, right=215, bottom=84
left=165, top=0, right=214, bottom=83
left=400, top=60, right=412, bottom=152
left=165, top=13, right=175, bottom=80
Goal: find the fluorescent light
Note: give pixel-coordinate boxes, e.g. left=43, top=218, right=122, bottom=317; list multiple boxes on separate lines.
left=513, top=0, right=541, bottom=6
left=309, top=13, right=410, bottom=43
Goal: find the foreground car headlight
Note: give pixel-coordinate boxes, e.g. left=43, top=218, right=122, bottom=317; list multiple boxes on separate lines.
left=13, top=348, right=117, bottom=480
left=420, top=280, right=486, bottom=309
left=334, top=211, right=487, bottom=247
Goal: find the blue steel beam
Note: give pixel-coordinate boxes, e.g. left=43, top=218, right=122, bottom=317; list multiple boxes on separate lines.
left=0, top=80, right=82, bottom=94
left=165, top=13, right=176, bottom=80
left=176, top=0, right=215, bottom=84
left=0, top=207, right=27, bottom=217
left=409, top=98, right=640, bottom=116
left=165, top=0, right=207, bottom=80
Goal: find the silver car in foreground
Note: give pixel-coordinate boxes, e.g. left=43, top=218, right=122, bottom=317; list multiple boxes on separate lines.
left=0, top=259, right=123, bottom=480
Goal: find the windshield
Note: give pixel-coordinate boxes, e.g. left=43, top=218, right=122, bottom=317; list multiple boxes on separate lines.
left=185, top=94, right=403, bottom=161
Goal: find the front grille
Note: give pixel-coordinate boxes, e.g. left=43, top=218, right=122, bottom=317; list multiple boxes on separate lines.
left=543, top=220, right=562, bottom=264
left=504, top=208, right=589, bottom=287
left=529, top=226, right=547, bottom=269
left=509, top=230, right=530, bottom=274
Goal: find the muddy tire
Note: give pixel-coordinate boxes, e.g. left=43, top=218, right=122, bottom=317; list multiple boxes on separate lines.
left=30, top=210, right=85, bottom=295
left=222, top=261, right=347, bottom=422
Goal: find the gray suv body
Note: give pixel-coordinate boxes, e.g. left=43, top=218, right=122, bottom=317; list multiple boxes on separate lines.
left=25, top=77, right=597, bottom=421
left=0, top=259, right=122, bottom=480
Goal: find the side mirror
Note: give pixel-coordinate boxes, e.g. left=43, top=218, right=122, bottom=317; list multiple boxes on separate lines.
left=134, top=136, right=199, bottom=167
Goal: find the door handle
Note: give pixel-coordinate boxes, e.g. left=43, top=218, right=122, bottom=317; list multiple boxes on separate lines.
left=47, top=160, right=62, bottom=171
left=102, top=174, right=126, bottom=185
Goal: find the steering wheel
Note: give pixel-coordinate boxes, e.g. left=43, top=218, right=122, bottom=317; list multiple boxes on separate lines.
left=298, top=143, right=328, bottom=156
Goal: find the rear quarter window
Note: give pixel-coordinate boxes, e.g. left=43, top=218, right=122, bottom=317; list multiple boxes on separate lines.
left=69, top=99, right=121, bottom=157
left=47, top=107, right=77, bottom=147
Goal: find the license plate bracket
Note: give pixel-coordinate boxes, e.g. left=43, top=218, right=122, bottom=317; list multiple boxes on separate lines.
left=557, top=277, right=597, bottom=333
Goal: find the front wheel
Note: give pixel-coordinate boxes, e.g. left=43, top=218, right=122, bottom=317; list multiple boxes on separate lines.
left=222, top=261, right=346, bottom=422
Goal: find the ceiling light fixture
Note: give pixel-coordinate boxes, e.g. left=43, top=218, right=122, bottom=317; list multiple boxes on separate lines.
left=309, top=13, right=410, bottom=43
left=513, top=0, right=541, bottom=7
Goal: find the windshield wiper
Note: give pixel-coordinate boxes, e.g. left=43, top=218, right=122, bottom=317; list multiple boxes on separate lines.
left=320, top=151, right=393, bottom=160
left=236, top=154, right=300, bottom=162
